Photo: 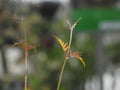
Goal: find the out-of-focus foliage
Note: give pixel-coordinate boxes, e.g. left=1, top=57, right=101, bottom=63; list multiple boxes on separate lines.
left=21, top=11, right=96, bottom=89
left=1, top=0, right=120, bottom=90
left=106, top=42, right=120, bottom=65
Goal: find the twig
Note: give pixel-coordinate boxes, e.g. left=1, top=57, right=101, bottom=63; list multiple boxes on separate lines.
left=57, top=19, right=76, bottom=90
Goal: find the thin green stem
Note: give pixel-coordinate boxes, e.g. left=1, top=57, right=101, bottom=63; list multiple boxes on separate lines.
left=57, top=59, right=67, bottom=90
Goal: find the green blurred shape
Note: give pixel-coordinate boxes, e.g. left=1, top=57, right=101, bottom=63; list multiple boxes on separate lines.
left=72, top=8, right=120, bottom=31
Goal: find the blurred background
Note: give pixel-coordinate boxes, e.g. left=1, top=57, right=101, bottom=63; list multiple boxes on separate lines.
left=0, top=0, right=120, bottom=90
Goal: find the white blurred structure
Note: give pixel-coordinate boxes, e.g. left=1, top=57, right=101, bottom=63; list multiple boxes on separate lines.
left=0, top=47, right=32, bottom=77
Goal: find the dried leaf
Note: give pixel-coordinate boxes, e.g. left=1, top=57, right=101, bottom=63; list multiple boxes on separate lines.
left=11, top=13, right=25, bottom=21
left=70, top=51, right=86, bottom=67
left=13, top=43, right=36, bottom=52
left=11, top=13, right=20, bottom=22
left=53, top=35, right=69, bottom=51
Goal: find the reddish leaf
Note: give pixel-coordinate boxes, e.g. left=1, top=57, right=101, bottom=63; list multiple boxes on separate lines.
left=70, top=51, right=86, bottom=67
left=13, top=43, right=36, bottom=51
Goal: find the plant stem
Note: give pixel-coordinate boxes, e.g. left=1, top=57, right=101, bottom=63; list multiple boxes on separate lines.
left=24, top=51, right=28, bottom=90
left=24, top=28, right=27, bottom=45
left=24, top=28, right=28, bottom=90
left=57, top=18, right=80, bottom=90
left=57, top=29, right=73, bottom=90
left=67, top=29, right=73, bottom=57
left=57, top=59, right=67, bottom=90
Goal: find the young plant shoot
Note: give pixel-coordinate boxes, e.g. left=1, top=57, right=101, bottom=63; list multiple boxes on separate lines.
left=53, top=18, right=86, bottom=90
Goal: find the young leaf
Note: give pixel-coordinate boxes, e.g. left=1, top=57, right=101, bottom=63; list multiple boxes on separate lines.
left=65, top=17, right=81, bottom=31
left=53, top=35, right=69, bottom=51
left=65, top=19, right=72, bottom=30
left=71, top=17, right=81, bottom=30
left=70, top=51, right=86, bottom=67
